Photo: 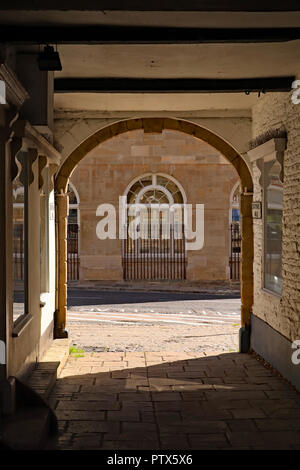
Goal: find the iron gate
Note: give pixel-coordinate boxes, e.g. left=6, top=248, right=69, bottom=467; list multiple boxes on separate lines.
left=229, top=223, right=241, bottom=281
left=67, top=223, right=80, bottom=280
left=122, top=223, right=186, bottom=281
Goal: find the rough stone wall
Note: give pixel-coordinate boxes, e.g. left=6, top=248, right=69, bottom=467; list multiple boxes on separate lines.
left=252, top=92, right=300, bottom=342
left=69, top=129, right=238, bottom=281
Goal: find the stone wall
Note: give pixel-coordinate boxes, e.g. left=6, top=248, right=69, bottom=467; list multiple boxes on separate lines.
left=54, top=111, right=252, bottom=165
left=69, top=129, right=238, bottom=281
left=251, top=92, right=300, bottom=342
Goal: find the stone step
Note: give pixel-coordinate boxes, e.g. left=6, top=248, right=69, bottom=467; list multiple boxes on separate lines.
left=25, top=338, right=70, bottom=400
left=0, top=378, right=59, bottom=450
left=0, top=339, right=71, bottom=449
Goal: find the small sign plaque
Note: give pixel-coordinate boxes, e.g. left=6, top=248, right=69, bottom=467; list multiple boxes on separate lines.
left=252, top=201, right=262, bottom=219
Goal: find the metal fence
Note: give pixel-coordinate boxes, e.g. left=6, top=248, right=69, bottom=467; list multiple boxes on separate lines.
left=67, top=223, right=80, bottom=280
left=229, top=223, right=241, bottom=281
left=14, top=222, right=80, bottom=281
left=122, top=223, right=186, bottom=280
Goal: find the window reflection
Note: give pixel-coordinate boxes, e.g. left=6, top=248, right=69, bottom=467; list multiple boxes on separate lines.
left=13, top=179, right=26, bottom=321
left=264, top=160, right=283, bottom=295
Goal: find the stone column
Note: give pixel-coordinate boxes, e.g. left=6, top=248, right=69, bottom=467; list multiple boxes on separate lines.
left=239, top=191, right=254, bottom=352
left=55, top=190, right=69, bottom=338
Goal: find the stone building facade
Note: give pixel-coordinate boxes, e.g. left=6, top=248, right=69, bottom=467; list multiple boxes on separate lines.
left=0, top=4, right=300, bottom=448
left=249, top=92, right=300, bottom=389
left=69, top=129, right=239, bottom=282
left=1, top=5, right=300, bottom=441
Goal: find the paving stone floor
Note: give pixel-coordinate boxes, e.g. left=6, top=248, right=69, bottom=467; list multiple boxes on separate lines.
left=49, top=351, right=300, bottom=450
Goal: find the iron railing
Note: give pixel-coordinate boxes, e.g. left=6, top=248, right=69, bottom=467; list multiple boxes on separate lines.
left=67, top=223, right=80, bottom=280
left=122, top=223, right=186, bottom=280
left=229, top=223, right=241, bottom=281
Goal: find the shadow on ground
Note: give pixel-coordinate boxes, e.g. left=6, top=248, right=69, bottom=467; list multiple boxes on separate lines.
left=67, top=290, right=241, bottom=308
left=48, top=352, right=300, bottom=450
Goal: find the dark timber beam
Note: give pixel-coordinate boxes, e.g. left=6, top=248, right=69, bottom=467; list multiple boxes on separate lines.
left=54, top=77, right=294, bottom=93
left=0, top=1, right=300, bottom=11
left=2, top=26, right=300, bottom=44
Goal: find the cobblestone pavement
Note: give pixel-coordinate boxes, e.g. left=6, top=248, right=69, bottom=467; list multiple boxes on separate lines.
left=67, top=289, right=241, bottom=352
left=50, top=351, right=300, bottom=450
left=68, top=322, right=239, bottom=353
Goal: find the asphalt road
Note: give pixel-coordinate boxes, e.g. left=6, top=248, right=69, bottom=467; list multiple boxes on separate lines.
left=67, top=289, right=241, bottom=326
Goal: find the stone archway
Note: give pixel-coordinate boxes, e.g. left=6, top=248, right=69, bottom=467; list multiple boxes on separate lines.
left=55, top=117, right=253, bottom=352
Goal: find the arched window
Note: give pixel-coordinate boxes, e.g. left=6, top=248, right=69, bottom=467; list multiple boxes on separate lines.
left=126, top=174, right=185, bottom=205
left=67, top=182, right=80, bottom=225
left=229, top=181, right=241, bottom=281
left=67, top=182, right=80, bottom=280
left=122, top=173, right=187, bottom=280
left=230, top=181, right=241, bottom=226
